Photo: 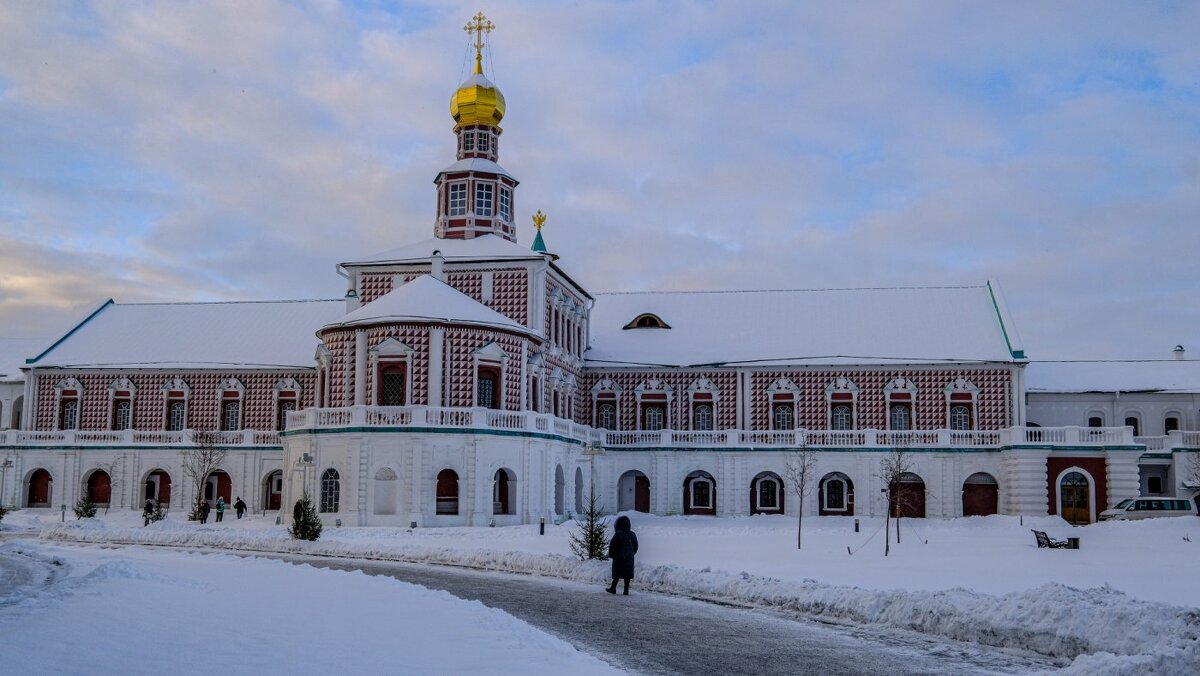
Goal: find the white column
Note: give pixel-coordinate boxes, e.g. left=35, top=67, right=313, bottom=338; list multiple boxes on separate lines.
left=1000, top=449, right=1050, bottom=516
left=1105, top=451, right=1141, bottom=510
left=428, top=327, right=445, bottom=407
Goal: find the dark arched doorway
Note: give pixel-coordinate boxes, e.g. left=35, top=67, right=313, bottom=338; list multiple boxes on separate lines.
left=618, top=470, right=651, bottom=513
left=27, top=468, right=52, bottom=507
left=86, top=470, right=112, bottom=506
left=889, top=472, right=926, bottom=518
left=962, top=472, right=999, bottom=516
left=436, top=469, right=459, bottom=515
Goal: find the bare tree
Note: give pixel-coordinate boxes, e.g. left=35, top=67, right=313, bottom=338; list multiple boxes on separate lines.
left=877, top=448, right=913, bottom=556
left=182, top=431, right=227, bottom=521
left=96, top=456, right=126, bottom=514
left=784, top=448, right=817, bottom=549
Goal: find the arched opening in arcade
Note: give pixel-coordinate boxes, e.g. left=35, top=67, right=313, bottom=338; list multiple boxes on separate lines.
left=683, top=470, right=716, bottom=516
left=143, top=469, right=171, bottom=508
left=574, top=467, right=584, bottom=514
left=617, top=470, right=651, bottom=513
left=83, top=469, right=112, bottom=508
left=889, top=472, right=926, bottom=518
left=26, top=468, right=52, bottom=508
left=204, top=470, right=232, bottom=507
left=436, top=469, right=459, bottom=515
left=962, top=472, right=999, bottom=516
left=492, top=468, right=516, bottom=515
left=554, top=464, right=565, bottom=516
left=262, top=470, right=282, bottom=511
left=818, top=472, right=854, bottom=516
left=749, top=471, right=784, bottom=515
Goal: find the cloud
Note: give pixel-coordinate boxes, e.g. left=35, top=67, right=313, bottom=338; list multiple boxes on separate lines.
left=0, top=1, right=1197, bottom=360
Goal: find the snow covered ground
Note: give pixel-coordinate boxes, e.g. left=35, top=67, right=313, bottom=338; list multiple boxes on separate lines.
left=0, top=539, right=620, bottom=675
left=6, top=510, right=1200, bottom=674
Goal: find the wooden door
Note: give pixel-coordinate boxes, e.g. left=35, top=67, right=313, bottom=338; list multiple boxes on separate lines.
left=635, top=475, right=651, bottom=513
left=28, top=469, right=51, bottom=506
left=1060, top=472, right=1090, bottom=524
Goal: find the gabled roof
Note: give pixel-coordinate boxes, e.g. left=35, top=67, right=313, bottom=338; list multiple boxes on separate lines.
left=1026, top=360, right=1200, bottom=394
left=0, top=337, right=51, bottom=382
left=28, top=299, right=345, bottom=370
left=323, top=275, right=534, bottom=336
left=344, top=234, right=544, bottom=267
left=585, top=284, right=1020, bottom=368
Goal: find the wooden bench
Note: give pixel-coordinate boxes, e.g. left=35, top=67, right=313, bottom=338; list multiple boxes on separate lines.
left=1032, top=529, right=1070, bottom=549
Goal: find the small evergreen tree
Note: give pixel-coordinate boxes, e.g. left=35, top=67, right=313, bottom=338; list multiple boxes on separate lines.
left=0, top=504, right=7, bottom=522
left=569, top=486, right=609, bottom=561
left=289, top=493, right=322, bottom=541
left=74, top=495, right=98, bottom=519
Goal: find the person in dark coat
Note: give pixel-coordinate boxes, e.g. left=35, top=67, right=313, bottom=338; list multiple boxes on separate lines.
left=606, top=515, right=638, bottom=595
left=143, top=499, right=155, bottom=527
left=234, top=497, right=247, bottom=519
left=199, top=500, right=210, bottom=524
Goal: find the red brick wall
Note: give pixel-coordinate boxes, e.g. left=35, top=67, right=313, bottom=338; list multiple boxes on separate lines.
left=1047, top=456, right=1108, bottom=522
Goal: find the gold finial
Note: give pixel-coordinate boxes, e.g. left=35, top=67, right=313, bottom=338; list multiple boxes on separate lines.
left=464, top=12, right=494, bottom=75
left=532, top=210, right=547, bottom=231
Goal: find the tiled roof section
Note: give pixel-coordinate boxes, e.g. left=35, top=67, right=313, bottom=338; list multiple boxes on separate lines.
left=325, top=275, right=534, bottom=336
left=28, top=299, right=345, bottom=370
left=586, top=285, right=1018, bottom=367
left=1026, top=360, right=1200, bottom=393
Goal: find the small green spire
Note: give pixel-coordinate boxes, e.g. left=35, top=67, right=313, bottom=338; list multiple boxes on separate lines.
left=531, top=210, right=548, bottom=253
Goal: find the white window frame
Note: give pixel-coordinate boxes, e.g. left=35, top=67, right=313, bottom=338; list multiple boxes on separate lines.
left=756, top=476, right=780, bottom=510
left=888, top=403, right=912, bottom=431
left=113, top=399, right=133, bottom=431
left=831, top=404, right=853, bottom=431
left=54, top=377, right=86, bottom=431
left=462, top=131, right=475, bottom=152
left=499, top=186, right=512, bottom=222
left=824, top=377, right=859, bottom=430
left=167, top=399, right=188, bottom=431
left=596, top=402, right=617, bottom=430
left=477, top=131, right=490, bottom=153
left=475, top=182, right=494, bottom=217
left=692, top=402, right=714, bottom=431
left=949, top=404, right=972, bottom=431
left=690, top=477, right=714, bottom=509
left=448, top=182, right=467, bottom=216
left=823, top=477, right=848, bottom=512
left=216, top=378, right=246, bottom=432
left=943, top=378, right=978, bottom=431
left=884, top=377, right=918, bottom=431
left=772, top=403, right=795, bottom=431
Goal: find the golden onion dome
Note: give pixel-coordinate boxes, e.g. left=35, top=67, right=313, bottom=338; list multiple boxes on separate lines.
left=450, top=71, right=505, bottom=129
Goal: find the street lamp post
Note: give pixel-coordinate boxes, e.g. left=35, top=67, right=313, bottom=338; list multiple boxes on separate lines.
left=0, top=457, right=12, bottom=508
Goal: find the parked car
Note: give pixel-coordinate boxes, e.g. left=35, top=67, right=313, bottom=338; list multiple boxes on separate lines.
left=1099, top=497, right=1198, bottom=521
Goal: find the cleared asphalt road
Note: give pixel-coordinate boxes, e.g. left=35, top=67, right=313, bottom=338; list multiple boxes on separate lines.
left=274, top=554, right=1057, bottom=675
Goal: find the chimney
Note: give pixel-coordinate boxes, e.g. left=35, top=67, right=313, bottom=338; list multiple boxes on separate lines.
left=1173, top=345, right=1185, bottom=361
left=431, top=250, right=445, bottom=282
left=345, top=271, right=360, bottom=312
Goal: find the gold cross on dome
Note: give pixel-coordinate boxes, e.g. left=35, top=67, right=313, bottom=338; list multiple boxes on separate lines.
left=532, top=210, right=547, bottom=231
left=465, top=12, right=494, bottom=74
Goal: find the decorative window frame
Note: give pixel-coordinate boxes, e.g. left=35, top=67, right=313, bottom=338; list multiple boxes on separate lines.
left=621, top=313, right=671, bottom=330
left=635, top=379, right=674, bottom=431
left=943, top=377, right=979, bottom=431
left=272, top=377, right=303, bottom=431
left=527, top=351, right=545, bottom=412
left=687, top=379, right=719, bottom=431
left=448, top=182, right=467, bottom=217
left=162, top=377, right=192, bottom=431
left=107, top=377, right=137, bottom=431
left=824, top=377, right=859, bottom=430
left=689, top=475, right=715, bottom=510
left=319, top=467, right=341, bottom=513
left=767, top=378, right=799, bottom=431
left=1121, top=411, right=1143, bottom=437
left=822, top=474, right=850, bottom=512
left=498, top=186, right=512, bottom=222
left=755, top=474, right=781, bottom=511
left=590, top=378, right=622, bottom=430
left=54, top=377, right=85, bottom=431
left=474, top=181, right=494, bottom=218
left=1085, top=411, right=1106, bottom=428
left=370, top=338, right=415, bottom=407
left=883, top=377, right=918, bottom=431
left=472, top=342, right=509, bottom=410
left=216, top=378, right=246, bottom=432
left=1055, top=466, right=1096, bottom=524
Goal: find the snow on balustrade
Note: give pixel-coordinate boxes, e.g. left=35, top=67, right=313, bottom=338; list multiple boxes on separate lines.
left=669, top=431, right=728, bottom=446
left=739, top=430, right=798, bottom=446
left=365, top=406, right=412, bottom=426
left=484, top=410, right=524, bottom=429
left=253, top=431, right=281, bottom=445
left=1179, top=431, right=1200, bottom=447
left=805, top=430, right=867, bottom=446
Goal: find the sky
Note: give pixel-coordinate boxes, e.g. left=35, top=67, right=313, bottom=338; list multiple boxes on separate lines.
left=0, top=1, right=1197, bottom=360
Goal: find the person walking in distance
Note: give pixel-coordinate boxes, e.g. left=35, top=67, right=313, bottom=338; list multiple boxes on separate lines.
left=234, top=497, right=247, bottom=519
left=199, top=499, right=210, bottom=524
left=605, top=515, right=639, bottom=595
left=215, top=496, right=225, bottom=523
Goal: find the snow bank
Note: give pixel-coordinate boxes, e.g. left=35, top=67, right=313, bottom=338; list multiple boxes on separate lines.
left=36, top=516, right=1200, bottom=673
left=0, top=540, right=621, bottom=675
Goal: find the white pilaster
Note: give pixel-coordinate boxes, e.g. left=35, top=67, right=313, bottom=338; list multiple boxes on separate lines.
left=1105, top=451, right=1141, bottom=509
left=429, top=327, right=445, bottom=407
left=1001, top=449, right=1050, bottom=516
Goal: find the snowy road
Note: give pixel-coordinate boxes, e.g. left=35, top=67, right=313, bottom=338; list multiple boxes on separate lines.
left=277, top=553, right=1058, bottom=675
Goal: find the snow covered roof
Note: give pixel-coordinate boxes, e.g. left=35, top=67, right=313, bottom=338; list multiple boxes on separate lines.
left=585, top=285, right=1020, bottom=368
left=435, top=157, right=517, bottom=182
left=324, top=275, right=534, bottom=336
left=1026, top=360, right=1200, bottom=393
left=28, top=299, right=345, bottom=370
left=0, top=337, right=50, bottom=382
left=344, top=234, right=544, bottom=267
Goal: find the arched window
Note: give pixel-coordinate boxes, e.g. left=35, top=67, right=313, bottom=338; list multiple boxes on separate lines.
left=1124, top=416, right=1140, bottom=436
left=597, top=402, right=617, bottom=430
left=221, top=399, right=242, bottom=431
left=889, top=405, right=912, bottom=431
left=950, top=405, right=972, bottom=431
left=819, top=472, right=854, bottom=515
left=113, top=399, right=133, bottom=431
left=693, top=403, right=714, bottom=431
left=622, top=313, right=671, bottom=330
left=831, top=404, right=853, bottom=431
left=1165, top=416, right=1180, bottom=434
left=436, top=469, right=459, bottom=515
left=167, top=400, right=187, bottom=431
left=751, top=471, right=784, bottom=514
left=772, top=404, right=794, bottom=430
left=684, top=471, right=716, bottom=514
left=825, top=476, right=847, bottom=510
left=643, top=404, right=665, bottom=430
left=885, top=377, right=917, bottom=431
left=493, top=468, right=515, bottom=515
left=1087, top=415, right=1103, bottom=428
left=319, top=469, right=340, bottom=513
